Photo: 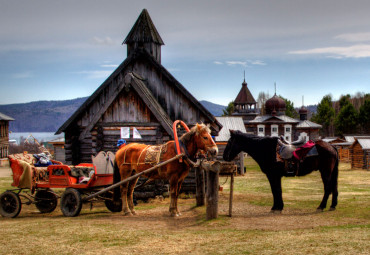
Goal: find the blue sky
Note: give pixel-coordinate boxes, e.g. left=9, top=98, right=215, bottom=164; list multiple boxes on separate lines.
left=0, top=0, right=369, bottom=107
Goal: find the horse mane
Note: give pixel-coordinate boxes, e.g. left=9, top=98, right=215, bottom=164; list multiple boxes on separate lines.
left=231, top=131, right=278, bottom=166
left=180, top=123, right=210, bottom=144
left=234, top=130, right=270, bottom=143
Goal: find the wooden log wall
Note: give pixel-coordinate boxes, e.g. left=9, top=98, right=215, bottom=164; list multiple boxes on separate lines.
left=91, top=123, right=169, bottom=155
left=351, top=143, right=366, bottom=169
left=338, top=146, right=351, bottom=163
left=365, top=152, right=370, bottom=170
left=0, top=121, right=10, bottom=158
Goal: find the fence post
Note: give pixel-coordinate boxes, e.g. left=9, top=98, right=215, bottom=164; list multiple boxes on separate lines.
left=206, top=168, right=219, bottom=220
left=195, top=167, right=205, bottom=206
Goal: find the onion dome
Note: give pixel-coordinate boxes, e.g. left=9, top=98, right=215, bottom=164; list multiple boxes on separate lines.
left=299, top=106, right=308, bottom=114
left=265, top=94, right=286, bottom=115
left=299, top=106, right=308, bottom=120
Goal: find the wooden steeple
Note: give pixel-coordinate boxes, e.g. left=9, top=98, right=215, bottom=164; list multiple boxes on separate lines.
left=123, top=9, right=164, bottom=63
left=234, top=75, right=257, bottom=113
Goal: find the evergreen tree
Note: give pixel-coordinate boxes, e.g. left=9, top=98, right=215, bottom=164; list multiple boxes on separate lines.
left=222, top=101, right=235, bottom=116
left=335, top=102, right=358, bottom=135
left=311, top=95, right=335, bottom=136
left=279, top=95, right=298, bottom=118
left=359, top=99, right=370, bottom=133
left=339, top=94, right=351, bottom=108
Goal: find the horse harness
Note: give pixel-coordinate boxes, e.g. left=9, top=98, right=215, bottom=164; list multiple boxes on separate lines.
left=120, top=143, right=169, bottom=175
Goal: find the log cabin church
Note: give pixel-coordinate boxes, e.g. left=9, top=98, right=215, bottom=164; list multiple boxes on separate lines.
left=56, top=9, right=222, bottom=165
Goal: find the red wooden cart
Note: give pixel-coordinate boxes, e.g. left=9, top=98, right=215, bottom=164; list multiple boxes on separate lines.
left=0, top=152, right=122, bottom=218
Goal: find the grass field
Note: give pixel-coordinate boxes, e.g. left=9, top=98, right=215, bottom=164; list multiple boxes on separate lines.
left=0, top=158, right=369, bottom=255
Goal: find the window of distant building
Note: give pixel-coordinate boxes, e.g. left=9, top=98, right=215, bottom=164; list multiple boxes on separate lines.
left=271, top=124, right=279, bottom=137
left=298, top=132, right=308, bottom=142
left=284, top=124, right=292, bottom=142
left=257, top=124, right=265, bottom=137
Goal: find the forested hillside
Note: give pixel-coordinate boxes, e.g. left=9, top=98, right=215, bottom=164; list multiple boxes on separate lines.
left=0, top=97, right=88, bottom=132
left=0, top=98, right=226, bottom=132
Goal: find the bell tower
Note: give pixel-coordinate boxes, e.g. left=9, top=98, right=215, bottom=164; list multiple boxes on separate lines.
left=233, top=73, right=258, bottom=121
left=123, top=9, right=164, bottom=63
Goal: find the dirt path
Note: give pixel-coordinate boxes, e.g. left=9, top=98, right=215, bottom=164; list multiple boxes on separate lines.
left=0, top=166, right=11, bottom=177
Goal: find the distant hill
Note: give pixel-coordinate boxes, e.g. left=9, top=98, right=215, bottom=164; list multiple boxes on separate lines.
left=0, top=97, right=88, bottom=132
left=306, top=105, right=317, bottom=114
left=0, top=98, right=226, bottom=132
left=200, top=100, right=226, bottom=117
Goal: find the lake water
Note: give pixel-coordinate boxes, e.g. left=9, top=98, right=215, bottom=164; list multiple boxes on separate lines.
left=9, top=132, right=64, bottom=144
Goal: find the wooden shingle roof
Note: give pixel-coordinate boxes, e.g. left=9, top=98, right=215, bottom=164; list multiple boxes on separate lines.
left=234, top=80, right=256, bottom=104
left=123, top=9, right=164, bottom=45
left=215, top=117, right=246, bottom=142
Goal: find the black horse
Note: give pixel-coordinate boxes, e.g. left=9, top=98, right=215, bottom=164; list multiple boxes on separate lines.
left=223, top=130, right=339, bottom=212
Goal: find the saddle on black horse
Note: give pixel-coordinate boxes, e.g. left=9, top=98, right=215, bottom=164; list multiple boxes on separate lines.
left=277, top=136, right=318, bottom=176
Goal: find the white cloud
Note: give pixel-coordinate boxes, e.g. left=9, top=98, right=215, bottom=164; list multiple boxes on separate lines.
left=74, top=70, right=113, bottom=79
left=289, top=44, right=370, bottom=58
left=249, top=60, right=266, bottom=65
left=226, top=61, right=247, bottom=67
left=12, top=71, right=33, bottom=79
left=166, top=68, right=180, bottom=72
left=213, top=60, right=266, bottom=66
left=101, top=64, right=119, bottom=68
left=335, top=32, right=370, bottom=42
left=91, top=36, right=118, bottom=46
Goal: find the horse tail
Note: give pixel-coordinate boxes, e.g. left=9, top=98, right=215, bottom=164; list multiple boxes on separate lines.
left=113, top=159, right=121, bottom=202
left=332, top=146, right=339, bottom=181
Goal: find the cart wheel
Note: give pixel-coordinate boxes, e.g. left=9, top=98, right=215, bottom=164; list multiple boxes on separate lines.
left=35, top=190, right=58, bottom=213
left=60, top=188, right=82, bottom=217
left=105, top=197, right=122, bottom=213
left=0, top=191, right=22, bottom=218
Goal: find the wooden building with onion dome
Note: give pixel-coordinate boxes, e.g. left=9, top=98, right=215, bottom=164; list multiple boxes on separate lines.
left=236, top=89, right=322, bottom=142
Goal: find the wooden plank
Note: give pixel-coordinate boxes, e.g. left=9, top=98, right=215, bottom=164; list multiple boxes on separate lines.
left=102, top=125, right=158, bottom=129
left=102, top=129, right=157, bottom=136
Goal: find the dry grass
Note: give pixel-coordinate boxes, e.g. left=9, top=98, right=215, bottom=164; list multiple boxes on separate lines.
left=0, top=158, right=369, bottom=255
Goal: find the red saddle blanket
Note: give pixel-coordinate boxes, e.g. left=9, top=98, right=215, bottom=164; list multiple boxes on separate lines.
left=293, top=140, right=315, bottom=160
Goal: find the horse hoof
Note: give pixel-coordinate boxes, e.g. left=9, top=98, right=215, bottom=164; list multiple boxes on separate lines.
left=316, top=208, right=324, bottom=213
left=177, top=212, right=182, bottom=216
left=270, top=210, right=282, bottom=214
left=131, top=210, right=137, bottom=215
left=124, top=211, right=132, bottom=216
left=170, top=212, right=179, bottom=217
left=329, top=207, right=336, bottom=211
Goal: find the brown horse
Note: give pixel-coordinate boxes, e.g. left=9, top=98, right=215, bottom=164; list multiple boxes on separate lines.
left=113, top=123, right=218, bottom=216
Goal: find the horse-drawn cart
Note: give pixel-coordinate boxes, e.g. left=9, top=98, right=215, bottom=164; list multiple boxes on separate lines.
left=1, top=121, right=234, bottom=219
left=0, top=152, right=122, bottom=218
